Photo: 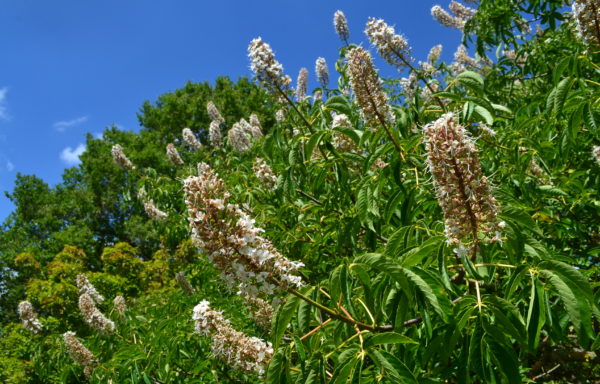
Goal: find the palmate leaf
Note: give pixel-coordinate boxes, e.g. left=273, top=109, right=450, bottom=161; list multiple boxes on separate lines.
left=539, top=269, right=593, bottom=340
left=272, top=294, right=301, bottom=349
left=367, top=348, right=417, bottom=384
left=354, top=253, right=452, bottom=322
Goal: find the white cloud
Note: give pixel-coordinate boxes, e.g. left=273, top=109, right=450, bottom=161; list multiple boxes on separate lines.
left=6, top=160, right=14, bottom=171
left=60, top=143, right=86, bottom=165
left=0, top=87, right=9, bottom=121
left=53, top=115, right=88, bottom=132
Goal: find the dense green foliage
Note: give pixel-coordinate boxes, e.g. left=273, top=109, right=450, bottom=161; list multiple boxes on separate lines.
left=1, top=0, right=599, bottom=383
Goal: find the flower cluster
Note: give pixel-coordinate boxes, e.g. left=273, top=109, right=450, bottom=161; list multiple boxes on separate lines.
left=249, top=114, right=262, bottom=134
left=113, top=296, right=127, bottom=313
left=209, top=120, right=222, bottom=147
left=331, top=114, right=359, bottom=153
left=184, top=163, right=304, bottom=301
left=333, top=10, right=350, bottom=42
left=400, top=73, right=418, bottom=101
left=428, top=44, right=443, bottom=63
left=182, top=128, right=202, bottom=151
left=17, top=301, right=43, bottom=334
left=592, top=145, right=600, bottom=165
left=242, top=295, right=275, bottom=329
left=449, top=1, right=476, bottom=20
left=296, top=67, right=308, bottom=100
left=63, top=331, right=96, bottom=379
left=275, top=109, right=286, bottom=123
left=79, top=293, right=115, bottom=334
left=572, top=0, right=600, bottom=47
left=142, top=199, right=168, bottom=221
left=315, top=57, right=329, bottom=88
left=253, top=158, right=278, bottom=189
left=450, top=44, right=482, bottom=74
left=419, top=44, right=443, bottom=76
left=240, top=117, right=263, bottom=138
left=193, top=300, right=273, bottom=375
left=228, top=122, right=252, bottom=152
left=365, top=17, right=412, bottom=70
left=207, top=101, right=225, bottom=125
left=346, top=47, right=395, bottom=128
left=423, top=113, right=503, bottom=246
left=431, top=5, right=465, bottom=29
left=76, top=274, right=104, bottom=304
left=176, top=272, right=196, bottom=295
left=166, top=143, right=184, bottom=165
left=248, top=37, right=291, bottom=93
left=111, top=144, right=135, bottom=170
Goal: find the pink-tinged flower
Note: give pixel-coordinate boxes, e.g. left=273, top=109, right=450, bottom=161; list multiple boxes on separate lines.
left=182, top=128, right=202, bottom=151
left=296, top=67, right=308, bottom=100
left=333, top=10, right=350, bottom=42
left=79, top=293, right=115, bottom=334
left=207, top=101, right=225, bottom=125
left=193, top=300, right=273, bottom=375
left=76, top=274, right=104, bottom=304
left=184, top=163, right=304, bottom=301
left=423, top=113, right=502, bottom=246
left=253, top=158, right=278, bottom=189
left=315, top=57, right=329, bottom=88
left=365, top=17, right=412, bottom=70
left=63, top=331, right=96, bottom=378
left=209, top=120, right=223, bottom=147
left=17, top=301, right=43, bottom=334
left=166, top=143, right=184, bottom=165
left=346, top=47, right=394, bottom=128
left=111, top=144, right=135, bottom=170
left=248, top=37, right=291, bottom=93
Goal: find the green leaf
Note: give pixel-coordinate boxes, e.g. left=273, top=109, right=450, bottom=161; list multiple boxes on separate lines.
left=486, top=338, right=521, bottom=384
left=457, top=71, right=484, bottom=94
left=266, top=348, right=287, bottom=384
left=273, top=294, right=301, bottom=349
left=473, top=105, right=494, bottom=125
left=368, top=349, right=417, bottom=384
left=364, top=332, right=418, bottom=347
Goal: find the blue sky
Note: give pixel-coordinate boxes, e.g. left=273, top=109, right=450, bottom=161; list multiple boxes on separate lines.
left=0, top=0, right=465, bottom=221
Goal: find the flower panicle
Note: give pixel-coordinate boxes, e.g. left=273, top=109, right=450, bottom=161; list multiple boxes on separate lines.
left=111, top=144, right=135, bottom=170
left=143, top=199, right=168, bottom=221
left=333, top=10, right=350, bottom=42
left=113, top=296, right=127, bottom=313
left=184, top=163, right=303, bottom=301
left=76, top=274, right=104, bottom=304
left=166, top=143, right=184, bottom=165
left=79, top=293, right=115, bottom=334
left=431, top=5, right=465, bottom=30
left=249, top=114, right=263, bottom=134
left=346, top=47, right=395, bottom=128
left=176, top=272, right=196, bottom=295
left=182, top=128, right=202, bottom=151
left=63, top=331, right=96, bottom=378
left=248, top=37, right=291, bottom=93
left=17, top=301, right=43, bottom=334
left=228, top=123, right=252, bottom=152
left=209, top=120, right=223, bottom=147
left=253, top=158, right=278, bottom=189
left=192, top=300, right=273, bottom=375
left=592, top=145, right=600, bottom=165
left=448, top=1, right=476, bottom=20
left=365, top=17, right=412, bottom=70
left=572, top=0, right=600, bottom=47
left=423, top=113, right=503, bottom=247
left=207, top=101, right=225, bottom=125
left=315, top=57, right=329, bottom=89
left=296, top=67, right=308, bottom=101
